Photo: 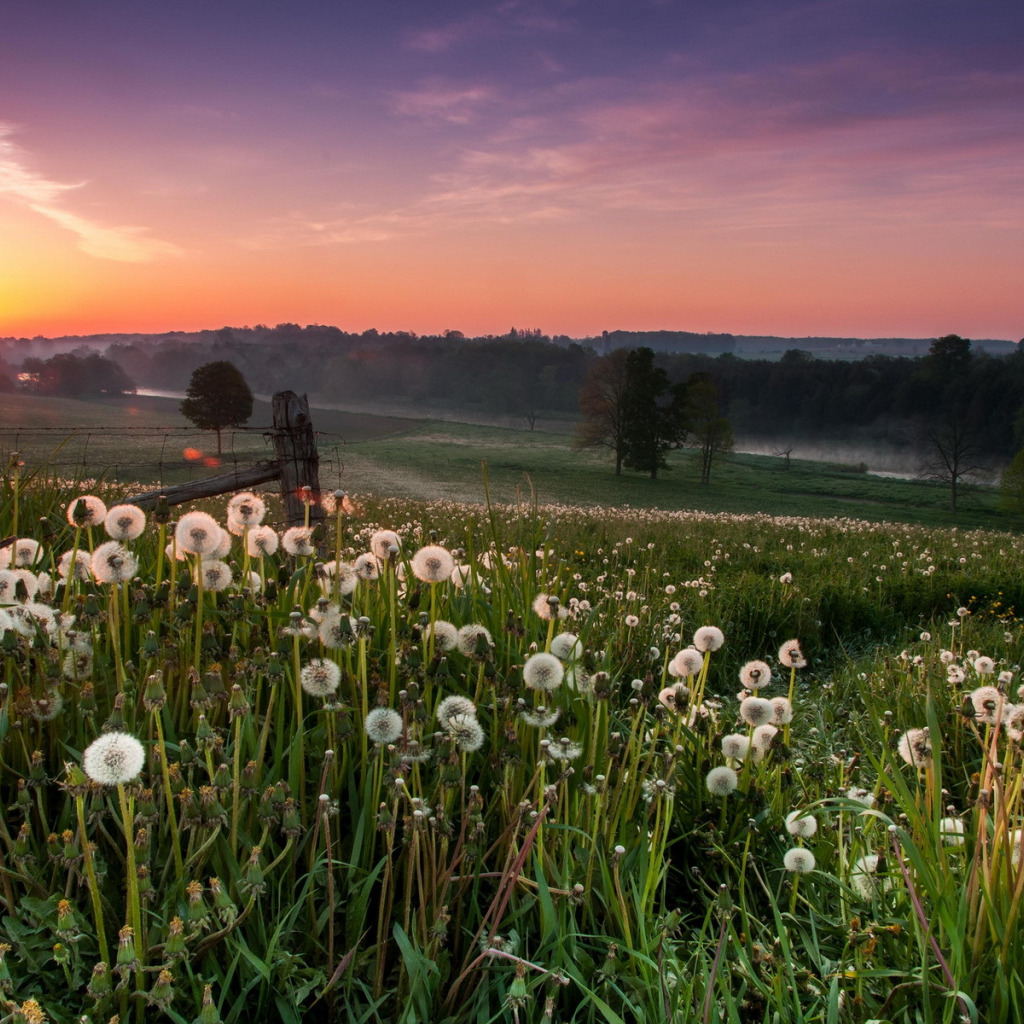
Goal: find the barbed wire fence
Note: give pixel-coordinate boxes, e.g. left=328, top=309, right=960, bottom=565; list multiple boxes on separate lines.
left=0, top=424, right=346, bottom=490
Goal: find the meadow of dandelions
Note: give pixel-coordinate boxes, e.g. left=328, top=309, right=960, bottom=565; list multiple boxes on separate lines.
left=4, top=457, right=1024, bottom=1022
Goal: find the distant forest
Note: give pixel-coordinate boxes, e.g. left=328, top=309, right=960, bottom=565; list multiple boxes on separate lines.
left=2, top=324, right=1023, bottom=460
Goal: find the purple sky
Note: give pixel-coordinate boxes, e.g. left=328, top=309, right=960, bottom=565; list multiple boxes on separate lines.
left=2, top=0, right=1021, bottom=340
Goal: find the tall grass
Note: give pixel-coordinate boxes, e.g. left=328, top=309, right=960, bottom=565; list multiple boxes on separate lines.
left=1, top=460, right=1023, bottom=1022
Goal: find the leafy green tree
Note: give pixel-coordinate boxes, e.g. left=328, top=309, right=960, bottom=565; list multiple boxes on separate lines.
left=180, top=361, right=254, bottom=454
left=621, top=348, right=687, bottom=480
left=999, top=448, right=1024, bottom=514
left=572, top=348, right=631, bottom=474
left=684, top=373, right=734, bottom=484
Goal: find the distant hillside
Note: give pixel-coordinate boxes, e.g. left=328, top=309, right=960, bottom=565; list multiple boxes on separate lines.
left=1, top=325, right=1018, bottom=361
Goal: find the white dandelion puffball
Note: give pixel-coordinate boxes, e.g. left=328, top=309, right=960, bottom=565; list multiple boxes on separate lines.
left=197, top=560, right=233, bottom=592
left=778, top=639, right=807, bottom=669
left=523, top=653, right=565, bottom=693
left=850, top=854, right=889, bottom=899
left=282, top=526, right=316, bottom=557
left=783, top=848, right=816, bottom=874
left=300, top=658, right=342, bottom=697
left=410, top=545, right=456, bottom=584
left=971, top=686, right=1003, bottom=725
left=3, top=539, right=41, bottom=568
left=669, top=648, right=704, bottom=678
left=771, top=697, right=794, bottom=725
left=939, top=817, right=965, bottom=846
left=369, top=530, right=401, bottom=562
left=739, top=660, right=772, bottom=691
left=532, top=592, right=566, bottom=621
left=974, top=655, right=996, bottom=676
left=447, top=713, right=485, bottom=753
left=721, top=733, right=751, bottom=761
left=693, top=625, right=724, bottom=653
left=752, top=723, right=778, bottom=754
left=212, top=527, right=232, bottom=559
left=550, top=633, right=581, bottom=661
left=424, top=620, right=459, bottom=652
left=66, top=494, right=107, bottom=528
left=436, top=695, right=478, bottom=729
left=364, top=708, right=403, bottom=745
left=175, top=511, right=222, bottom=556
left=457, top=623, right=493, bottom=657
left=318, top=610, right=358, bottom=648
left=353, top=553, right=379, bottom=581
left=246, top=525, right=279, bottom=558
left=740, top=696, right=775, bottom=728
left=57, top=549, right=93, bottom=582
left=785, top=811, right=818, bottom=838
left=896, top=727, right=932, bottom=767
left=91, top=541, right=139, bottom=584
left=83, top=732, right=146, bottom=786
left=706, top=765, right=738, bottom=797
left=227, top=491, right=266, bottom=527
left=104, top=504, right=147, bottom=541
left=319, top=560, right=359, bottom=597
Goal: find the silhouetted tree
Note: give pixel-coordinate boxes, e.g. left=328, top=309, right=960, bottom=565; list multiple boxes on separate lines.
left=684, top=373, right=734, bottom=484
left=916, top=414, right=986, bottom=514
left=573, top=349, right=631, bottom=473
left=180, top=361, right=254, bottom=454
left=20, top=352, right=135, bottom=397
left=621, top=348, right=687, bottom=480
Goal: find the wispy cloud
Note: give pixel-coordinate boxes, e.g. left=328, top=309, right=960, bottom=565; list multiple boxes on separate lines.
left=0, top=124, right=181, bottom=262
left=392, top=84, right=497, bottom=125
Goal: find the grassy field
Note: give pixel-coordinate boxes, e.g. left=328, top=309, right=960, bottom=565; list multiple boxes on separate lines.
left=1, top=391, right=1015, bottom=531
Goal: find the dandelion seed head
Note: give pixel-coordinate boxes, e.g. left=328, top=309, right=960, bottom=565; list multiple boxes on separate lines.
left=669, top=648, right=704, bottom=677
left=353, top=553, right=379, bottom=581
left=246, top=525, right=279, bottom=558
left=103, top=503, right=147, bottom=541
left=721, top=733, right=750, bottom=761
left=783, top=848, right=815, bottom=874
left=364, top=707, right=403, bottom=745
left=740, top=696, right=775, bottom=728
left=67, top=494, right=107, bottom=528
left=282, top=526, right=315, bottom=557
left=693, top=625, right=724, bottom=652
left=785, top=811, right=818, bottom=838
left=896, top=727, right=932, bottom=767
left=549, top=632, right=581, bottom=661
left=971, top=685, right=1004, bottom=725
left=456, top=623, right=493, bottom=658
left=771, top=696, right=794, bottom=725
left=523, top=652, right=564, bottom=693
left=739, top=660, right=772, bottom=691
left=82, top=731, right=145, bottom=786
left=227, top=492, right=266, bottom=527
left=197, top=559, right=233, bottom=592
left=410, top=544, right=456, bottom=584
left=778, top=639, right=806, bottom=669
left=436, top=695, right=477, bottom=729
left=369, top=530, right=401, bottom=561
left=447, top=713, right=485, bottom=753
left=705, top=765, right=738, bottom=797
left=300, top=658, right=342, bottom=697
left=974, top=655, right=996, bottom=676
left=91, top=541, right=138, bottom=584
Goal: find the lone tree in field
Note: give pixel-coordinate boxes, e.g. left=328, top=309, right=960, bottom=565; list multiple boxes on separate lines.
left=573, top=348, right=631, bottom=474
left=621, top=347, right=688, bottom=480
left=180, top=361, right=254, bottom=454
left=684, top=372, right=734, bottom=484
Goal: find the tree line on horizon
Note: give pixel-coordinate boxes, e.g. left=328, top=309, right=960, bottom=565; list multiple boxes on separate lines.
left=3, top=329, right=1024, bottom=474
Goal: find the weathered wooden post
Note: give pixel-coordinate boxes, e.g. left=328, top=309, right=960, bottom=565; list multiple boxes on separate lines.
left=271, top=391, right=324, bottom=527
left=126, top=390, right=325, bottom=526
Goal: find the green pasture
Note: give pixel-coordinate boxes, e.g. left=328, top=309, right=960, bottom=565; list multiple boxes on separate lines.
left=0, top=392, right=1013, bottom=531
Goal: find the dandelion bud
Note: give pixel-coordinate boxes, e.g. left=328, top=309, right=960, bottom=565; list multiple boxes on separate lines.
left=87, top=960, right=112, bottom=999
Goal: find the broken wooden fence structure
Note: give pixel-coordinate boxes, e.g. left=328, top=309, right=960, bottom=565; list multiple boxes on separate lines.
left=126, top=390, right=325, bottom=527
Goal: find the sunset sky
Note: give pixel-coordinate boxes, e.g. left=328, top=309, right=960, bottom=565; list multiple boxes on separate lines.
left=1, top=0, right=1021, bottom=341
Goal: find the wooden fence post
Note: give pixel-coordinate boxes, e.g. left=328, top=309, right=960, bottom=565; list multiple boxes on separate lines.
left=271, top=391, right=324, bottom=527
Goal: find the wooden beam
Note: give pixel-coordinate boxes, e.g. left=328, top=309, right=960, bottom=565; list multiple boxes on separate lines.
left=125, top=462, right=281, bottom=509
